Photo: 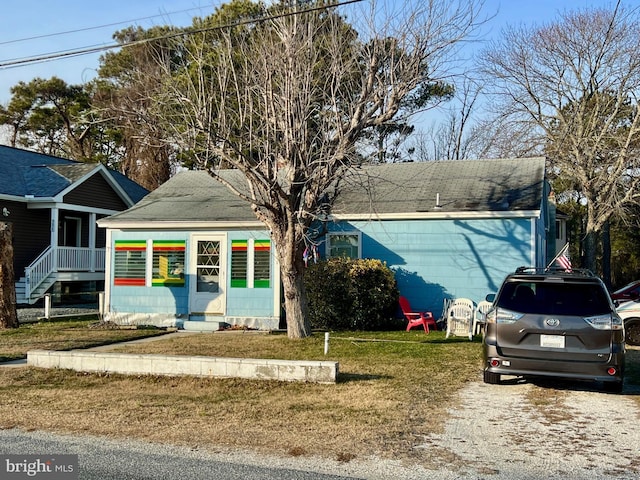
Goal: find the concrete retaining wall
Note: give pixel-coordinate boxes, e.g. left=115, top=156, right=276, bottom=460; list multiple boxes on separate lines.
left=27, top=350, right=338, bottom=384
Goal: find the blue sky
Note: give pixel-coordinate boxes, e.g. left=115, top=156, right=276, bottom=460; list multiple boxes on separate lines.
left=0, top=0, right=624, bottom=105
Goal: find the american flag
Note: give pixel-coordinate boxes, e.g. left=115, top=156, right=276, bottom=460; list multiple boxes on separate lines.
left=555, top=244, right=572, bottom=271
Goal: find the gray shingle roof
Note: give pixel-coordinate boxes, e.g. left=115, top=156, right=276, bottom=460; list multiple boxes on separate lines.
left=333, top=157, right=545, bottom=215
left=101, top=157, right=546, bottom=225
left=0, top=145, right=148, bottom=204
left=102, top=169, right=256, bottom=223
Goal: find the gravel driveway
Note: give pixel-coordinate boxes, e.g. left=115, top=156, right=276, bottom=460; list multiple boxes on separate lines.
left=414, top=374, right=640, bottom=479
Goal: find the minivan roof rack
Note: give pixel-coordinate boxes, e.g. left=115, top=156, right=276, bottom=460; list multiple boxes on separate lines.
left=514, top=266, right=596, bottom=276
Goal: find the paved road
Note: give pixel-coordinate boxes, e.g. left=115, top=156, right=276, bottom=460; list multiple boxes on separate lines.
left=0, top=429, right=360, bottom=480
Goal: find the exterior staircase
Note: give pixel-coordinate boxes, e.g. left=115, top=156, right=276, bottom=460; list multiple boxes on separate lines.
left=15, top=246, right=105, bottom=305
left=15, top=274, right=57, bottom=305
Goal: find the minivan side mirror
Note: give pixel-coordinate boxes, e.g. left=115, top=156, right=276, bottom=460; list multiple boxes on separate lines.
left=485, top=293, right=496, bottom=303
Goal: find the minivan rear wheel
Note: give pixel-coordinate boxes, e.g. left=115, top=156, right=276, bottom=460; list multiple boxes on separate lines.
left=483, top=370, right=501, bottom=384
left=625, top=319, right=640, bottom=346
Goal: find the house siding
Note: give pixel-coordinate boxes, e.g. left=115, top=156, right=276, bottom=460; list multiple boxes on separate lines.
left=4, top=200, right=51, bottom=277
left=328, top=217, right=536, bottom=318
left=63, top=173, right=128, bottom=211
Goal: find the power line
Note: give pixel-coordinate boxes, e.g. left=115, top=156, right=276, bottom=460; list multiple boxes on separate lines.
left=0, top=0, right=363, bottom=71
left=0, top=5, right=207, bottom=46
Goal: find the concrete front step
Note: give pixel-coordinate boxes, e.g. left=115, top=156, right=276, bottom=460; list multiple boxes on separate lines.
left=27, top=349, right=338, bottom=384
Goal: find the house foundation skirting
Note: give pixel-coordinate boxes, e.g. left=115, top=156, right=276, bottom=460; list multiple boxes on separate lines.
left=105, top=312, right=279, bottom=331
left=27, top=350, right=338, bottom=384
left=104, top=312, right=183, bottom=328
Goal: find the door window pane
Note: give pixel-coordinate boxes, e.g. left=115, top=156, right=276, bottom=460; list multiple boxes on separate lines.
left=197, top=241, right=220, bottom=292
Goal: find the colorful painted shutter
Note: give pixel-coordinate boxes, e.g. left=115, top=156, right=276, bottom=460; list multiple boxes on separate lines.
left=231, top=240, right=248, bottom=288
left=114, top=240, right=147, bottom=286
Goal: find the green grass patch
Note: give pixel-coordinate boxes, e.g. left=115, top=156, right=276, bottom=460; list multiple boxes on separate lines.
left=0, top=319, right=170, bottom=362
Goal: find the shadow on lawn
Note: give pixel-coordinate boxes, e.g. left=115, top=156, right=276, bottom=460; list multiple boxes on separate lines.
left=337, top=372, right=391, bottom=383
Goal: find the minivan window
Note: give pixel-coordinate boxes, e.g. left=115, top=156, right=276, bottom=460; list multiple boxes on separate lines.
left=498, top=281, right=611, bottom=316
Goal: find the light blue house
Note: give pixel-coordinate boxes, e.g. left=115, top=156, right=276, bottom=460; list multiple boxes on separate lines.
left=98, top=157, right=552, bottom=330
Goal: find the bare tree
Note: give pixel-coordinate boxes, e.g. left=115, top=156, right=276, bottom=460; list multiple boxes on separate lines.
left=413, top=78, right=486, bottom=160
left=156, top=0, right=484, bottom=338
left=480, top=1, right=640, bottom=274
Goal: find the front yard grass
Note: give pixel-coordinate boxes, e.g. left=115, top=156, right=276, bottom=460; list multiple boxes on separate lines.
left=0, top=318, right=169, bottom=362
left=0, top=322, right=483, bottom=463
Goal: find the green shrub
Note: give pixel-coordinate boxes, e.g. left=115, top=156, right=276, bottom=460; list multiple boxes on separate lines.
left=304, top=258, right=400, bottom=330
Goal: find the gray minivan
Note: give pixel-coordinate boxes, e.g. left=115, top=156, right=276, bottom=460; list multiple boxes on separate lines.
left=483, top=267, right=625, bottom=393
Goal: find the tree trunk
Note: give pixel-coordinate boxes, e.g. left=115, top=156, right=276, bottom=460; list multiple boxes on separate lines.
left=271, top=225, right=312, bottom=339
left=281, top=266, right=311, bottom=339
left=602, top=220, right=611, bottom=288
left=583, top=229, right=598, bottom=275
left=0, top=222, right=18, bottom=329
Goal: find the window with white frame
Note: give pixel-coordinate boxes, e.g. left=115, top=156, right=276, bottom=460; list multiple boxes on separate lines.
left=327, top=232, right=361, bottom=259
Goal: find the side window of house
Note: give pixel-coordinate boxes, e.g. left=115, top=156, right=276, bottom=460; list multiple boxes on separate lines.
left=152, top=241, right=186, bottom=286
left=327, top=233, right=361, bottom=259
left=231, top=239, right=271, bottom=288
left=114, top=240, right=147, bottom=286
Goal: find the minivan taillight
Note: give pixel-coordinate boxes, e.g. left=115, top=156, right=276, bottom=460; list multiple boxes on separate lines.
left=584, top=314, right=623, bottom=330
left=488, top=308, right=523, bottom=325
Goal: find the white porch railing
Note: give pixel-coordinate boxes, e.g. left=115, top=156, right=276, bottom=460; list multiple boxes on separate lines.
left=24, top=246, right=106, bottom=301
left=57, top=247, right=105, bottom=272
left=24, top=247, right=55, bottom=301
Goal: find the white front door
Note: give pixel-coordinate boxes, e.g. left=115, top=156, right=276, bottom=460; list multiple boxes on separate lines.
left=189, top=235, right=226, bottom=315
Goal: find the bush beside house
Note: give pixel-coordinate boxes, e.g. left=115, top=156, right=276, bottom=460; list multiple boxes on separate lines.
left=304, top=258, right=400, bottom=331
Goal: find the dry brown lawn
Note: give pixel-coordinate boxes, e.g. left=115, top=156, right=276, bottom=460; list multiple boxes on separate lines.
left=0, top=324, right=483, bottom=463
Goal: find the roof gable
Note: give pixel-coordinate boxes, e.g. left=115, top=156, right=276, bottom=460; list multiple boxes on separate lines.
left=100, top=157, right=546, bottom=226
left=0, top=145, right=148, bottom=205
left=63, top=171, right=129, bottom=210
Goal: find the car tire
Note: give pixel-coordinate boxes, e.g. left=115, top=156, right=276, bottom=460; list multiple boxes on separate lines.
left=624, top=318, right=640, bottom=346
left=483, top=370, right=501, bottom=384
left=603, top=380, right=624, bottom=394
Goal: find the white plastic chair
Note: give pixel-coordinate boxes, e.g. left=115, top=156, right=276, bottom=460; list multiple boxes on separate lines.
left=445, top=298, right=475, bottom=340
left=474, top=300, right=493, bottom=336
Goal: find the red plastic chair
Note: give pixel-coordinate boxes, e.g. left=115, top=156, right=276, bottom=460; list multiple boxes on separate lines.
left=399, top=296, right=437, bottom=333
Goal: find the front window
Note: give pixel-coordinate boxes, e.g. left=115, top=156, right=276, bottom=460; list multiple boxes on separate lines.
left=114, top=240, right=147, bottom=286
left=152, top=240, right=186, bottom=286
left=327, top=232, right=361, bottom=259
left=231, top=239, right=271, bottom=288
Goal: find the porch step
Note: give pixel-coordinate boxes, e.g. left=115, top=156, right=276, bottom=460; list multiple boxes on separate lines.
left=15, top=275, right=56, bottom=305
left=182, top=320, right=227, bottom=332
